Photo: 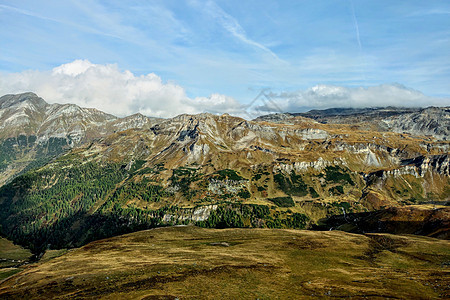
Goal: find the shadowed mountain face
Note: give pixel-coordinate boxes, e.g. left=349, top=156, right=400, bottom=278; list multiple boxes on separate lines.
left=0, top=93, right=449, bottom=254
left=315, top=205, right=450, bottom=239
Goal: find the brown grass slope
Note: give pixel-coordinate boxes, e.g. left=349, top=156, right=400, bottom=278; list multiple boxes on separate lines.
left=0, top=226, right=449, bottom=299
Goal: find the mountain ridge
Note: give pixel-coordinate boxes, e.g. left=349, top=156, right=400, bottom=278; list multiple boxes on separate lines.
left=254, top=106, right=450, bottom=141
left=0, top=92, right=448, bottom=255
left=0, top=93, right=161, bottom=185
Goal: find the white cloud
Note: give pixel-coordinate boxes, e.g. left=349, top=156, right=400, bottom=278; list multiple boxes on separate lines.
left=52, top=60, right=93, bottom=76
left=251, top=84, right=450, bottom=114
left=0, top=60, right=243, bottom=118
left=1, top=60, right=447, bottom=119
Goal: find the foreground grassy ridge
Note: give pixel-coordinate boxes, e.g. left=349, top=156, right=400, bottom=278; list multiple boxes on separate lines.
left=0, top=227, right=449, bottom=299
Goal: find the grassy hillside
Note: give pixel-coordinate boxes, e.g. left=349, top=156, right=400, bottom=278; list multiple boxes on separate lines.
left=0, top=155, right=309, bottom=255
left=0, top=237, right=32, bottom=281
left=0, top=226, right=448, bottom=299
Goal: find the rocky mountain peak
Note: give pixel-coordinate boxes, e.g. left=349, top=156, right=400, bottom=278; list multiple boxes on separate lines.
left=0, top=92, right=48, bottom=110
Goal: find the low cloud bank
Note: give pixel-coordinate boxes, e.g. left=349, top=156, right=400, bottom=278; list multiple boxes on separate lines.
left=1, top=60, right=447, bottom=118
left=0, top=59, right=243, bottom=118
left=251, top=84, right=448, bottom=115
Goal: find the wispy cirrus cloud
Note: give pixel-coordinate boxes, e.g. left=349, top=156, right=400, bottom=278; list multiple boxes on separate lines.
left=0, top=4, right=122, bottom=40
left=407, top=9, right=450, bottom=17
left=195, top=0, right=285, bottom=63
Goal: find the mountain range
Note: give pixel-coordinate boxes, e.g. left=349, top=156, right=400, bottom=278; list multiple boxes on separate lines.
left=0, top=92, right=448, bottom=255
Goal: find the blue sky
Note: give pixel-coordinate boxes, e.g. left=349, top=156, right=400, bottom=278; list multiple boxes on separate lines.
left=0, top=0, right=449, bottom=117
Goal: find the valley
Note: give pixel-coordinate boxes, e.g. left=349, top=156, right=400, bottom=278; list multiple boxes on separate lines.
left=0, top=92, right=449, bottom=298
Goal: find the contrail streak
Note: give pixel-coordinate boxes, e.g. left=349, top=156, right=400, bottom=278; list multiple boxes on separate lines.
left=350, top=0, right=366, bottom=81
left=350, top=1, right=362, bottom=52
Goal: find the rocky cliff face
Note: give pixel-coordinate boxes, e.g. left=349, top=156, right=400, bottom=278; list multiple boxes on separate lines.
left=383, top=107, right=450, bottom=141
left=255, top=106, right=450, bottom=141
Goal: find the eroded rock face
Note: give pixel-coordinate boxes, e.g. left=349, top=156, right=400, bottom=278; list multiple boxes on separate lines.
left=360, top=154, right=450, bottom=209
left=255, top=106, right=450, bottom=141
left=401, top=155, right=450, bottom=177
left=208, top=179, right=247, bottom=195
left=274, top=157, right=338, bottom=172
left=384, top=107, right=450, bottom=141
left=297, top=128, right=329, bottom=140
left=365, top=155, right=449, bottom=180
left=163, top=205, right=218, bottom=222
